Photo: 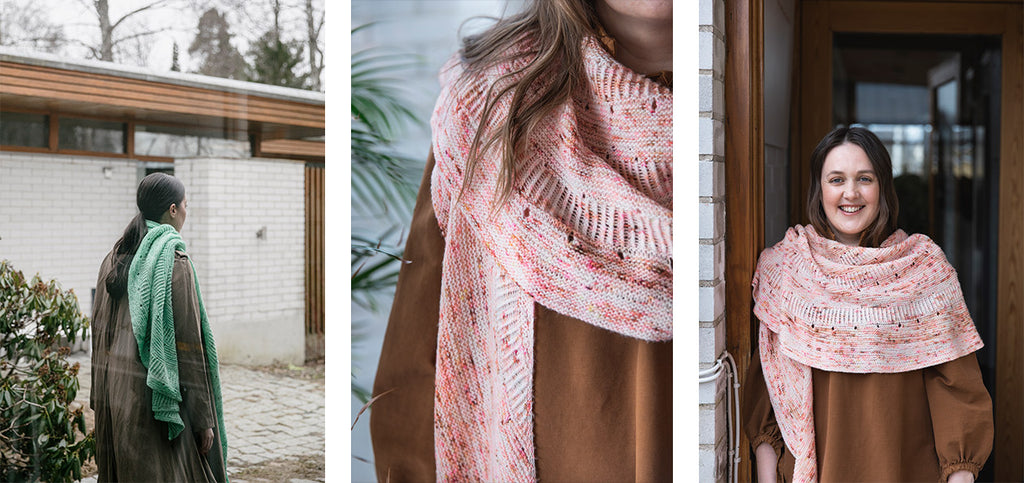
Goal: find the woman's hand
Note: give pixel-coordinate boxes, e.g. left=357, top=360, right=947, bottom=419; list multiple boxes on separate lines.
left=947, top=470, right=974, bottom=483
left=196, top=428, right=214, bottom=454
left=754, top=442, right=778, bottom=483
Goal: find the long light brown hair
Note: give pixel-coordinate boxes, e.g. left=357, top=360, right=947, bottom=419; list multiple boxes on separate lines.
left=458, top=0, right=600, bottom=206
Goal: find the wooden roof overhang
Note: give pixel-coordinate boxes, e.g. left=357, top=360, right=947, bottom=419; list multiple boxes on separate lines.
left=0, top=50, right=325, bottom=159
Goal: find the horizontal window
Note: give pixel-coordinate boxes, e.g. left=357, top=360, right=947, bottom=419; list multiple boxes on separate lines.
left=135, top=124, right=250, bottom=158
left=58, top=118, right=125, bottom=154
left=0, top=111, right=48, bottom=148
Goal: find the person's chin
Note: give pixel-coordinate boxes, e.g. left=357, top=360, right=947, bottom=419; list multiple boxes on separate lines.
left=835, top=225, right=866, bottom=239
left=828, top=219, right=863, bottom=239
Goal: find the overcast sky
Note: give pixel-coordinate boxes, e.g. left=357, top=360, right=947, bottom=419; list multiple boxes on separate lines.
left=14, top=0, right=319, bottom=75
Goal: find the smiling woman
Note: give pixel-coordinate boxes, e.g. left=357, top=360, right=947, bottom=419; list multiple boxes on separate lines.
left=743, top=126, right=993, bottom=483
left=806, top=127, right=897, bottom=248
left=820, top=145, right=880, bottom=244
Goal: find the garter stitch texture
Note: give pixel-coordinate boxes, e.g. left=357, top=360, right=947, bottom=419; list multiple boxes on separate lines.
left=128, top=221, right=228, bottom=467
left=429, top=35, right=673, bottom=482
left=752, top=225, right=983, bottom=482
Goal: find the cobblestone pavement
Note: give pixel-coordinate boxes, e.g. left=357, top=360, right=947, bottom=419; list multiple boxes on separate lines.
left=70, top=351, right=325, bottom=481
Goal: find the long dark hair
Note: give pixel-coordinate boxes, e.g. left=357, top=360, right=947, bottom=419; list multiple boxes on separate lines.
left=105, top=173, right=186, bottom=298
left=459, top=0, right=600, bottom=206
left=806, top=126, right=899, bottom=247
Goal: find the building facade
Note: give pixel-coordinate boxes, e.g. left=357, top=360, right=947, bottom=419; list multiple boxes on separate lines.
left=0, top=48, right=325, bottom=366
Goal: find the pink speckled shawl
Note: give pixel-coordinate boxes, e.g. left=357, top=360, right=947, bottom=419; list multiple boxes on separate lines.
left=752, top=225, right=983, bottom=482
left=429, top=36, right=673, bottom=482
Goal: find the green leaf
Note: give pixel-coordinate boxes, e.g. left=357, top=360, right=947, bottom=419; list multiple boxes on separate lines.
left=0, top=264, right=90, bottom=481
left=351, top=379, right=372, bottom=404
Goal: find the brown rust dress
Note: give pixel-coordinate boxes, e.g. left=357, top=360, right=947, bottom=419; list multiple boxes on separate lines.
left=91, top=250, right=226, bottom=482
left=369, top=151, right=673, bottom=482
left=742, top=345, right=993, bottom=482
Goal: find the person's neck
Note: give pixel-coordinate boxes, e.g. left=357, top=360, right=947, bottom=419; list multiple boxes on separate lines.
left=835, top=233, right=861, bottom=246
left=595, top=4, right=672, bottom=75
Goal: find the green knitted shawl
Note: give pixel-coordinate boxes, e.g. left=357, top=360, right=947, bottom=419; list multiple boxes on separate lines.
left=128, top=220, right=228, bottom=463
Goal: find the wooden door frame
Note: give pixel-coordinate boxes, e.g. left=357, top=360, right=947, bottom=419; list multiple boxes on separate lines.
left=795, top=1, right=1024, bottom=479
left=726, top=0, right=1023, bottom=480
left=724, top=0, right=764, bottom=480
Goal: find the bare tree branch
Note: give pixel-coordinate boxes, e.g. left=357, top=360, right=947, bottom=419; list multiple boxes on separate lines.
left=5, top=35, right=59, bottom=44
left=110, top=0, right=171, bottom=31
left=67, top=38, right=101, bottom=59
left=109, top=26, right=174, bottom=47
left=72, top=0, right=93, bottom=16
left=303, top=0, right=324, bottom=90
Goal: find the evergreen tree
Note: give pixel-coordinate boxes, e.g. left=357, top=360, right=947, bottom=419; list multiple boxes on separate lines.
left=188, top=8, right=246, bottom=79
left=171, top=41, right=180, bottom=71
left=245, top=30, right=307, bottom=89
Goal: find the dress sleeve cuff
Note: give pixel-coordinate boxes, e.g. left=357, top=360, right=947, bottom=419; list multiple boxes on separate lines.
left=940, top=460, right=982, bottom=481
left=750, top=431, right=783, bottom=454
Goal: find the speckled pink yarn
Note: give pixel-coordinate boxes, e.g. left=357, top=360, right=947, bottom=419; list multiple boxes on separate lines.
left=429, top=36, right=673, bottom=482
left=752, top=225, right=983, bottom=483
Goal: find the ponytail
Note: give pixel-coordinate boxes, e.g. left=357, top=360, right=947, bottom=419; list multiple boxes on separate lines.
left=105, top=172, right=186, bottom=298
left=105, top=213, right=148, bottom=298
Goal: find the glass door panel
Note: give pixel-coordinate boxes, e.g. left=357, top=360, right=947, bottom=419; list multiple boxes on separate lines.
left=832, top=33, right=1002, bottom=478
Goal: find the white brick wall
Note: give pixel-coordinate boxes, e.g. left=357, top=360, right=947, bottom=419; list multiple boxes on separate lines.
left=0, top=152, right=138, bottom=322
left=2, top=153, right=308, bottom=365
left=698, top=0, right=729, bottom=480
left=175, top=157, right=306, bottom=365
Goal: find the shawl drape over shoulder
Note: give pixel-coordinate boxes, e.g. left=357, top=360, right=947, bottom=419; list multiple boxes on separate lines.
left=428, top=36, right=673, bottom=482
left=128, top=221, right=228, bottom=462
left=752, top=225, right=983, bottom=482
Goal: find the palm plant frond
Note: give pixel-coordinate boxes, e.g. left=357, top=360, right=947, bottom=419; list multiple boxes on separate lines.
left=350, top=35, right=424, bottom=224
left=351, top=128, right=420, bottom=221
left=351, top=47, right=425, bottom=141
left=351, top=380, right=373, bottom=405
left=351, top=249, right=403, bottom=311
left=350, top=23, right=427, bottom=401
left=352, top=232, right=407, bottom=261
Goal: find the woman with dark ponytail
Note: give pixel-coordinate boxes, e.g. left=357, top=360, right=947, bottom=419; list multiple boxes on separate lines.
left=91, top=173, right=228, bottom=482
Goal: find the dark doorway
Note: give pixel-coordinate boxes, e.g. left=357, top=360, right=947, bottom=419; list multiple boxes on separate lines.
left=831, top=32, right=1002, bottom=479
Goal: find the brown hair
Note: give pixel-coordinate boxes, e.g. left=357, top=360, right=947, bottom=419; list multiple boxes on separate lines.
left=458, top=0, right=600, bottom=206
left=806, top=126, right=899, bottom=247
